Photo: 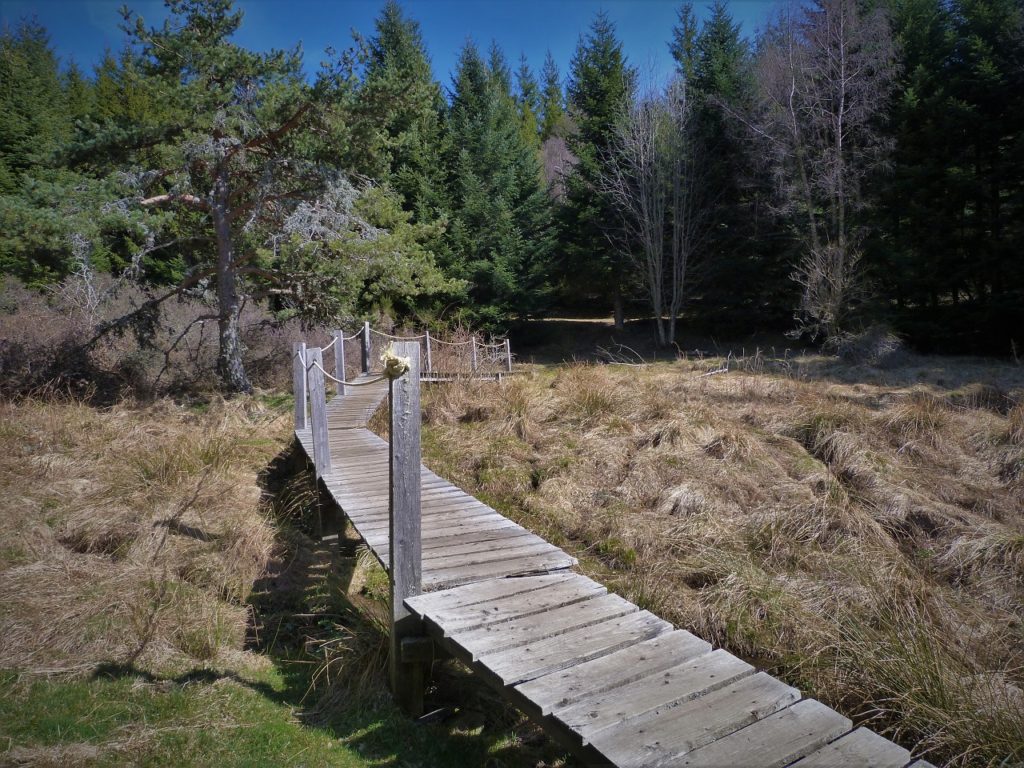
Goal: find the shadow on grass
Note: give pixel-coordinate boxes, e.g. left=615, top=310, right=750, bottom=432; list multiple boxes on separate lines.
left=246, top=440, right=573, bottom=767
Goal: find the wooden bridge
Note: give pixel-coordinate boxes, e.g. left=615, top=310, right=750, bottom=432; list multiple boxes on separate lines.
left=292, top=329, right=937, bottom=767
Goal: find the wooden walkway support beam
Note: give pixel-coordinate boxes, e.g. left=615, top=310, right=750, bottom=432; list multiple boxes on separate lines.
left=292, top=342, right=306, bottom=430
left=331, top=330, right=346, bottom=396
left=388, top=341, right=427, bottom=715
left=361, top=321, right=371, bottom=374
left=307, top=347, right=331, bottom=478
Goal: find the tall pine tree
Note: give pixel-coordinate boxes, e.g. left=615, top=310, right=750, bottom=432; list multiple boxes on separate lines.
left=562, top=12, right=635, bottom=326
left=445, top=41, right=554, bottom=325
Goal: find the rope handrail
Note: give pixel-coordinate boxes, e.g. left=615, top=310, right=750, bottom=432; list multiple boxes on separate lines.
left=369, top=328, right=427, bottom=341
left=430, top=337, right=472, bottom=347
left=294, top=325, right=510, bottom=352
left=307, top=359, right=388, bottom=387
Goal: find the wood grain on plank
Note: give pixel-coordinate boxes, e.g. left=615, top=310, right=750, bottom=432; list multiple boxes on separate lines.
left=587, top=672, right=800, bottom=768
left=792, top=726, right=911, bottom=768
left=675, top=699, right=851, bottom=768
left=514, top=629, right=711, bottom=718
left=479, top=610, right=674, bottom=687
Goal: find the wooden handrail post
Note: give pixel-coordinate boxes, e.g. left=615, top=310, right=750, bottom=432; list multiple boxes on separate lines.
left=470, top=335, right=478, bottom=373
left=388, top=340, right=425, bottom=716
left=424, top=330, right=432, bottom=375
left=361, top=321, right=371, bottom=374
left=505, top=338, right=512, bottom=373
left=331, top=330, right=346, bottom=396
left=293, top=342, right=307, bottom=430
left=307, top=347, right=331, bottom=479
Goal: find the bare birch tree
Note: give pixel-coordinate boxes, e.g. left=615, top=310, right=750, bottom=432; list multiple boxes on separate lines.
left=600, top=77, right=709, bottom=346
left=750, top=0, right=895, bottom=342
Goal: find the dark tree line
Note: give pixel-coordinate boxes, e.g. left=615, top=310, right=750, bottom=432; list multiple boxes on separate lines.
left=1, top=0, right=1022, bottom=390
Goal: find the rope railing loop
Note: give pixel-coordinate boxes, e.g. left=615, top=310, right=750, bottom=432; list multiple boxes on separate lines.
left=307, top=358, right=387, bottom=387
left=429, top=337, right=472, bottom=347
left=369, top=328, right=427, bottom=341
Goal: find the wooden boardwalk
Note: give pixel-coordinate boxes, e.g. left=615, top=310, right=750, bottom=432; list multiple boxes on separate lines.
left=294, top=368, right=937, bottom=767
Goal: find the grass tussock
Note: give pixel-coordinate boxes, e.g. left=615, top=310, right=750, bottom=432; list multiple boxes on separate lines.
left=419, top=356, right=1024, bottom=767
left=0, top=395, right=289, bottom=677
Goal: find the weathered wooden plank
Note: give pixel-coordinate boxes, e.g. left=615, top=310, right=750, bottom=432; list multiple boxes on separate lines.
left=514, top=629, right=711, bottom=718
left=345, top=495, right=476, bottom=519
left=422, top=552, right=576, bottom=590
left=406, top=574, right=578, bottom=617
left=479, top=609, right=673, bottom=688
left=556, top=649, right=754, bottom=744
left=587, top=672, right=801, bottom=768
left=417, top=530, right=538, bottom=560
left=420, top=527, right=540, bottom=551
left=421, top=540, right=562, bottom=570
left=792, top=726, right=912, bottom=768
left=449, top=592, right=636, bottom=660
left=423, top=575, right=606, bottom=634
left=675, top=699, right=851, bottom=768
left=333, top=476, right=451, bottom=495
left=354, top=507, right=499, bottom=534
left=365, top=517, right=523, bottom=552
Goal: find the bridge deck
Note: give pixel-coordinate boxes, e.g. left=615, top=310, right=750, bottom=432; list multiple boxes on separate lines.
left=294, top=378, right=935, bottom=768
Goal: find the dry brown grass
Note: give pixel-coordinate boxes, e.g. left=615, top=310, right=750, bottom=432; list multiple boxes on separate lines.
left=419, top=355, right=1024, bottom=767
left=0, top=395, right=290, bottom=677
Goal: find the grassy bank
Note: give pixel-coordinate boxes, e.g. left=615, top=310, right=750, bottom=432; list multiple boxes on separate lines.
left=0, top=396, right=570, bottom=767
left=418, top=353, right=1024, bottom=768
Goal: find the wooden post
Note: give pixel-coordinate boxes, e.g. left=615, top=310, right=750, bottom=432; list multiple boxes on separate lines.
left=470, top=335, right=478, bottom=373
left=307, top=347, right=331, bottom=479
left=424, top=330, right=432, bottom=376
left=293, top=342, right=307, bottom=430
left=331, top=330, right=346, bottom=396
left=505, top=338, right=513, bottom=373
left=388, top=341, right=425, bottom=716
left=361, top=321, right=371, bottom=374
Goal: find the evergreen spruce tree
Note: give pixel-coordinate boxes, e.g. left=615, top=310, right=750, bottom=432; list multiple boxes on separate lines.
left=539, top=50, right=566, bottom=141
left=515, top=54, right=541, bottom=150
left=562, top=12, right=635, bottom=327
left=350, top=1, right=449, bottom=224
left=445, top=41, right=553, bottom=325
left=671, top=1, right=790, bottom=331
left=0, top=21, right=69, bottom=193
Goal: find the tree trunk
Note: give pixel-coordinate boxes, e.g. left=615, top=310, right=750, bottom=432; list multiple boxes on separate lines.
left=212, top=165, right=252, bottom=394
left=612, top=288, right=625, bottom=330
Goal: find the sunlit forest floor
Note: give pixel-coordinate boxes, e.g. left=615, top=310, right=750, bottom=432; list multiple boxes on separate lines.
left=419, top=352, right=1024, bottom=767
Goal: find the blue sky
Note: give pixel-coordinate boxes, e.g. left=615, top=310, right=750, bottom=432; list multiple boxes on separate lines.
left=2, top=0, right=775, bottom=88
